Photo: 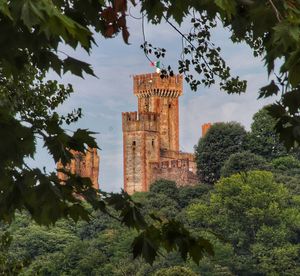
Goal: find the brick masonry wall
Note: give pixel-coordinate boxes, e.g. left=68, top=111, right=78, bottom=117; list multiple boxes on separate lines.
left=149, top=159, right=198, bottom=187
left=57, top=148, right=100, bottom=190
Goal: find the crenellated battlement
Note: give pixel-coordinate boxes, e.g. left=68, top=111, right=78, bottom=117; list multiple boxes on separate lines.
left=133, top=73, right=183, bottom=98
left=122, top=111, right=159, bottom=132
left=160, top=149, right=195, bottom=162
left=150, top=159, right=190, bottom=170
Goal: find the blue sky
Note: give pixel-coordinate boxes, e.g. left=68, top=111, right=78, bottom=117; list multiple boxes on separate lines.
left=31, top=12, right=275, bottom=192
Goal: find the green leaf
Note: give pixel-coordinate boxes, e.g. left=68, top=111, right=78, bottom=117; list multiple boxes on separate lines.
left=44, top=132, right=72, bottom=165
left=282, top=89, right=300, bottom=114
left=215, top=0, right=236, bottom=17
left=266, top=104, right=287, bottom=119
left=63, top=57, right=97, bottom=78
left=70, top=128, right=98, bottom=150
left=161, top=220, right=214, bottom=263
left=120, top=205, right=147, bottom=230
left=141, top=0, right=165, bottom=23
left=0, top=0, right=12, bottom=20
left=258, top=80, right=280, bottom=99
left=21, top=0, right=42, bottom=28
left=132, top=226, right=160, bottom=264
left=288, top=63, right=300, bottom=87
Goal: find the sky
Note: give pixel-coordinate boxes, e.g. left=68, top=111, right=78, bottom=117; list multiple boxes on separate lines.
left=31, top=10, right=275, bottom=192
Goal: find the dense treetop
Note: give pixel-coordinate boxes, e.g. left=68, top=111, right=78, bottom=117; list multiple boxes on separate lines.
left=195, top=122, right=247, bottom=184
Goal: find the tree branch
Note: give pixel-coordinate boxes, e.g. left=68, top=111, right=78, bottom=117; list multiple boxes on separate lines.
left=268, top=0, right=282, bottom=22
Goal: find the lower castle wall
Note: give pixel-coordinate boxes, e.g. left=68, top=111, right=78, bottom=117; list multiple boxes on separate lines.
left=149, top=159, right=198, bottom=187
left=160, top=149, right=197, bottom=174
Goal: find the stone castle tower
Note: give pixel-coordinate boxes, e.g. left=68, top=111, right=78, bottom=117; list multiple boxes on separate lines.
left=57, top=147, right=100, bottom=190
left=202, top=123, right=212, bottom=137
left=122, top=73, right=197, bottom=194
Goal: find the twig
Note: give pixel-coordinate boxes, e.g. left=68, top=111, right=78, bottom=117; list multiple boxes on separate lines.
left=268, top=0, right=282, bottom=22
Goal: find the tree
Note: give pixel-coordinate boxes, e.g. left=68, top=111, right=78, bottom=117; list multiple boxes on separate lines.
left=246, top=107, right=287, bottom=160
left=0, top=232, right=27, bottom=275
left=187, top=171, right=300, bottom=275
left=0, top=65, right=100, bottom=226
left=272, top=155, right=300, bottom=173
left=177, top=185, right=212, bottom=208
left=271, top=155, right=300, bottom=195
left=149, top=179, right=179, bottom=201
left=154, top=266, right=197, bottom=276
left=195, top=122, right=247, bottom=184
left=220, top=151, right=270, bottom=177
left=138, top=0, right=300, bottom=148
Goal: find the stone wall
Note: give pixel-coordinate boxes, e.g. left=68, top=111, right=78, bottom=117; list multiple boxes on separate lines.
left=57, top=148, right=100, bottom=190
left=122, top=111, right=160, bottom=194
left=160, top=149, right=196, bottom=174
left=149, top=159, right=198, bottom=187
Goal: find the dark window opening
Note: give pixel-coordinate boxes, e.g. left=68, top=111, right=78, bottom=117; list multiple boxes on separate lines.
left=152, top=140, right=154, bottom=146
left=132, top=141, right=136, bottom=146
left=168, top=103, right=172, bottom=108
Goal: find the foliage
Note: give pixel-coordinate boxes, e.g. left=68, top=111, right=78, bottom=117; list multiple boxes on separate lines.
left=0, top=0, right=130, bottom=78
left=177, top=185, right=212, bottom=208
left=0, top=231, right=27, bottom=275
left=140, top=0, right=300, bottom=147
left=154, top=266, right=197, bottom=276
left=0, top=187, right=214, bottom=275
left=246, top=107, right=287, bottom=160
left=187, top=171, right=300, bottom=275
left=272, top=155, right=300, bottom=172
left=149, top=179, right=179, bottom=202
left=0, top=65, right=100, bottom=226
left=271, top=155, right=300, bottom=195
left=1, top=168, right=299, bottom=275
left=195, top=122, right=247, bottom=184
left=221, top=151, right=270, bottom=177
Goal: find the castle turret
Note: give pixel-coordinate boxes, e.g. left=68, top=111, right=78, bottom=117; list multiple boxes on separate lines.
left=133, top=73, right=183, bottom=151
left=57, top=147, right=100, bottom=190
left=122, top=111, right=160, bottom=194
left=202, top=123, right=212, bottom=137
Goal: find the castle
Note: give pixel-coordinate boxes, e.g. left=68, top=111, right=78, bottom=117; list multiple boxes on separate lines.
left=57, top=148, right=100, bottom=190
left=122, top=73, right=198, bottom=195
left=57, top=72, right=212, bottom=194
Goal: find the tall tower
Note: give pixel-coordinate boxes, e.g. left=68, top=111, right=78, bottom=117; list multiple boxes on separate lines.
left=122, top=73, right=183, bottom=194
left=134, top=73, right=183, bottom=151
left=122, top=112, right=160, bottom=194
left=202, top=123, right=212, bottom=137
left=57, top=147, right=100, bottom=190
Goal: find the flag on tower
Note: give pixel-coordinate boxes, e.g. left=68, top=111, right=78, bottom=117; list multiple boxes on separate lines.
left=150, top=61, right=161, bottom=73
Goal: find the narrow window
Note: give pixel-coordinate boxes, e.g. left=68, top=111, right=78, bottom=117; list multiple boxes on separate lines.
left=132, top=141, right=136, bottom=146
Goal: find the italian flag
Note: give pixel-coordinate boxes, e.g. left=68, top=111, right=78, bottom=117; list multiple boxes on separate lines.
left=150, top=61, right=161, bottom=73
